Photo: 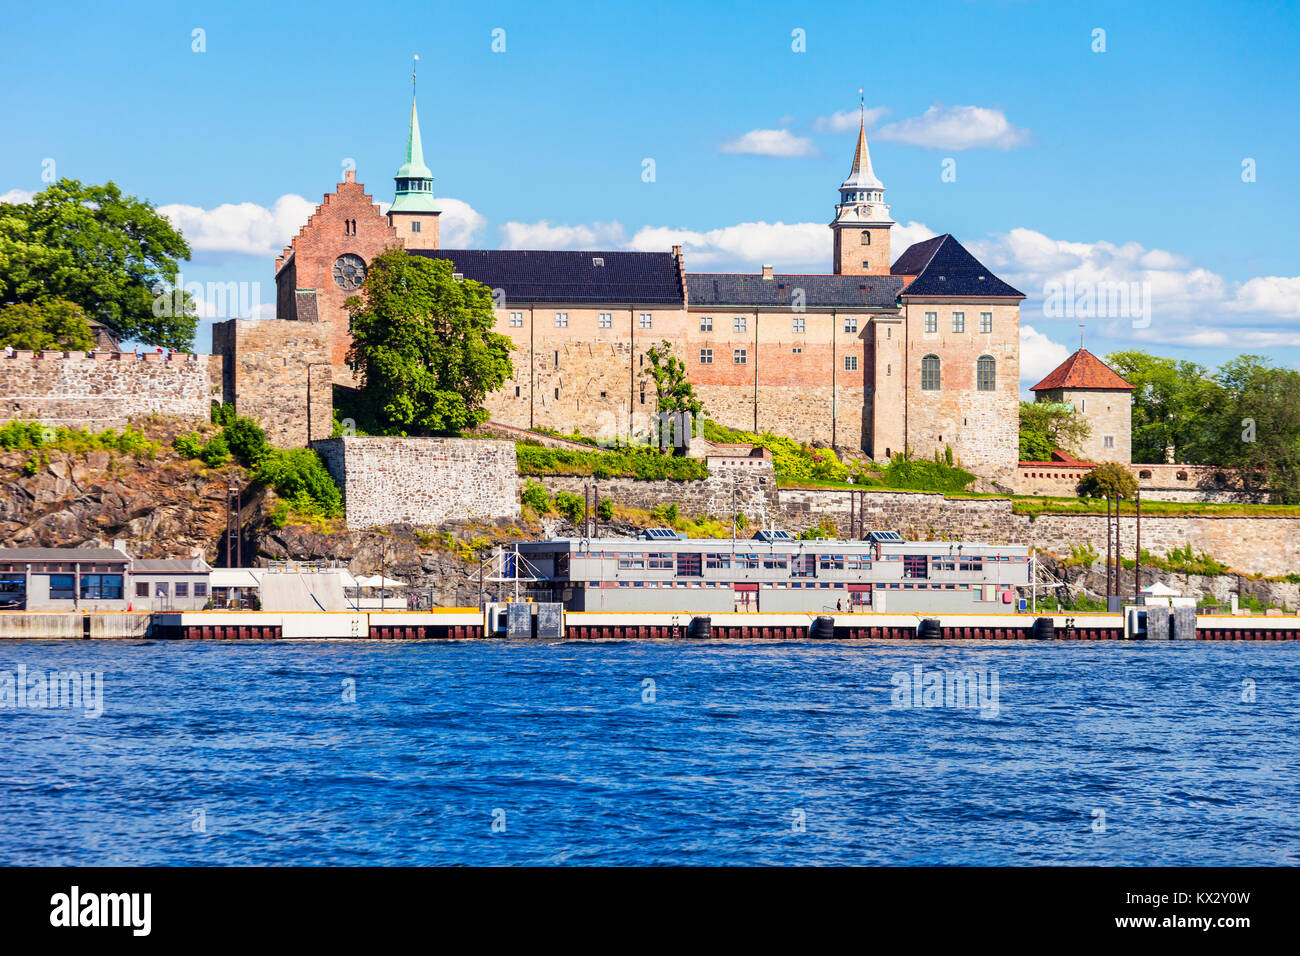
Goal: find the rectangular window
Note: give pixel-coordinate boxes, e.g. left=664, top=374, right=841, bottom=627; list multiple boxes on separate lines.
left=700, top=316, right=713, bottom=332
left=648, top=553, right=674, bottom=570
left=79, top=574, right=123, bottom=600
left=733, top=316, right=746, bottom=332
left=699, top=348, right=713, bottom=365
left=924, top=312, right=938, bottom=333
left=49, top=574, right=76, bottom=600
left=792, top=347, right=802, bottom=354
left=676, top=553, right=702, bottom=577
left=411, top=221, right=421, bottom=233
left=818, top=554, right=846, bottom=571
left=705, top=554, right=732, bottom=570
left=844, top=316, right=858, bottom=333
left=952, top=312, right=965, bottom=333
left=979, top=311, right=993, bottom=334
left=639, top=313, right=653, bottom=329
left=903, top=555, right=928, bottom=579
left=136, top=581, right=149, bottom=598
left=1104, top=435, right=1115, bottom=449
left=195, top=583, right=208, bottom=598
left=554, top=312, right=568, bottom=327
left=733, top=349, right=747, bottom=365
left=154, top=582, right=170, bottom=598
left=175, top=582, right=189, bottom=598
left=618, top=553, right=645, bottom=570
left=844, top=355, right=858, bottom=371
left=763, top=554, right=789, bottom=570
left=508, top=311, right=524, bottom=327
left=792, top=316, right=805, bottom=334
left=598, top=312, right=612, bottom=328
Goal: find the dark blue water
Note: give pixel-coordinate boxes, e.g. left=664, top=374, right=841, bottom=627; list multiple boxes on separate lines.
left=1, top=640, right=1296, bottom=865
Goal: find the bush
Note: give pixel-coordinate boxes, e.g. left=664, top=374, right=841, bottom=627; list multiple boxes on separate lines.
left=252, top=448, right=343, bottom=519
left=882, top=454, right=976, bottom=494
left=650, top=502, right=679, bottom=524
left=597, top=498, right=614, bottom=521
left=200, top=434, right=230, bottom=467
left=521, top=480, right=550, bottom=513
left=516, top=443, right=707, bottom=480
left=222, top=416, right=270, bottom=464
left=553, top=491, right=585, bottom=523
left=0, top=420, right=159, bottom=458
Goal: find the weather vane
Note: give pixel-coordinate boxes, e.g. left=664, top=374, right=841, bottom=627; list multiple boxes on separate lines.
left=859, top=87, right=864, bottom=124
left=412, top=54, right=419, bottom=96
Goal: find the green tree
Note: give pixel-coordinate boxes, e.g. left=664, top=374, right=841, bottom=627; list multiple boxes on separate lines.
left=0, top=299, right=96, bottom=351
left=1018, top=400, right=1091, bottom=460
left=1205, top=356, right=1300, bottom=504
left=642, top=340, right=704, bottom=454
left=1079, top=461, right=1138, bottom=501
left=1105, top=350, right=1222, bottom=463
left=0, top=180, right=195, bottom=348
left=345, top=251, right=513, bottom=435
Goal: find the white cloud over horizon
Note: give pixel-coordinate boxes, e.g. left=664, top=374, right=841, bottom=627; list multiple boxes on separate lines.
left=0, top=188, right=36, bottom=205
left=813, top=107, right=889, bottom=133
left=876, top=104, right=1031, bottom=150
left=719, top=129, right=817, bottom=157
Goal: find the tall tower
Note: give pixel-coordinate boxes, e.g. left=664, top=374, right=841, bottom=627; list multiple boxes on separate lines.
left=387, top=78, right=440, bottom=251
left=830, top=102, right=893, bottom=275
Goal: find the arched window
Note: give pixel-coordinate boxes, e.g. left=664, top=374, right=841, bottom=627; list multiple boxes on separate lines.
left=921, top=354, right=941, bottom=390
left=977, top=355, right=996, bottom=391
left=861, top=231, right=871, bottom=245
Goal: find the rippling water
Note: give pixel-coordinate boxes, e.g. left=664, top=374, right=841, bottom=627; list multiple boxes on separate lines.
left=1, top=640, right=1296, bottom=865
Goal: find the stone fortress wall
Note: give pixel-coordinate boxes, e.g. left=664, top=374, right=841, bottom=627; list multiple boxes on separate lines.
left=313, top=436, right=521, bottom=529
left=0, top=349, right=214, bottom=429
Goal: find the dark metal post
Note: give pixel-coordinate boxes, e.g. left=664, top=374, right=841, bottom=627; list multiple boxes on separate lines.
left=1134, top=488, right=1142, bottom=606
left=1105, top=494, right=1113, bottom=604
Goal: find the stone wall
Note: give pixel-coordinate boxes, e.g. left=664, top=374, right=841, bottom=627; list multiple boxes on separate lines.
left=775, top=488, right=1300, bottom=577
left=0, top=350, right=214, bottom=428
left=212, top=319, right=333, bottom=448
left=534, top=456, right=778, bottom=524
left=1013, top=462, right=1269, bottom=503
left=314, top=436, right=521, bottom=529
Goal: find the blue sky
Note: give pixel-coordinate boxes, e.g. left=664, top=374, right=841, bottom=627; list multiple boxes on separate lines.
left=3, top=0, right=1298, bottom=385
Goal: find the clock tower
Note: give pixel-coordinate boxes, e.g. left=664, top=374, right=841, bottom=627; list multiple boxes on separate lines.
left=830, top=109, right=893, bottom=276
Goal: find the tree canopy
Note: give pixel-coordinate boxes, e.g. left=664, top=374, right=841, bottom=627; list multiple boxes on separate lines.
left=642, top=339, right=704, bottom=453
left=1105, top=350, right=1221, bottom=463
left=345, top=250, right=514, bottom=436
left=0, top=299, right=96, bottom=351
left=0, top=179, right=195, bottom=349
left=1018, top=400, right=1090, bottom=461
left=1079, top=461, right=1138, bottom=501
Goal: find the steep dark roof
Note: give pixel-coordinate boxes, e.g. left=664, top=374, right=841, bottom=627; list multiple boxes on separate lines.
left=1030, top=348, right=1134, bottom=391
left=891, top=234, right=1023, bottom=298
left=685, top=273, right=904, bottom=309
left=412, top=249, right=684, bottom=305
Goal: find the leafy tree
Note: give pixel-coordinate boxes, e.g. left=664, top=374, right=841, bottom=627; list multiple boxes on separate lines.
left=345, top=251, right=513, bottom=435
left=1105, top=350, right=1222, bottom=463
left=597, top=498, right=614, bottom=521
left=642, top=340, right=704, bottom=454
left=1018, top=400, right=1091, bottom=460
left=0, top=180, right=195, bottom=348
left=0, top=299, right=96, bottom=351
left=1204, top=356, right=1300, bottom=504
left=1079, top=461, right=1137, bottom=501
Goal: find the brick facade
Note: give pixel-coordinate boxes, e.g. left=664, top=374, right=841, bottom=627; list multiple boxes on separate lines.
left=0, top=350, right=213, bottom=428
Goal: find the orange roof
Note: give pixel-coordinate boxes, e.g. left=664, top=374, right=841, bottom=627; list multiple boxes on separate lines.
left=1030, top=348, right=1134, bottom=392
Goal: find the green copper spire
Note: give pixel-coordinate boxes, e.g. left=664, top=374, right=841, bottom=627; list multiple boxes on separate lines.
left=392, top=94, right=439, bottom=213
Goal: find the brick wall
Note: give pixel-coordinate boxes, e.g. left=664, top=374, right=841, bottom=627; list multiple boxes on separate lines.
left=314, top=436, right=521, bottom=529
left=211, top=320, right=332, bottom=448
left=0, top=350, right=213, bottom=427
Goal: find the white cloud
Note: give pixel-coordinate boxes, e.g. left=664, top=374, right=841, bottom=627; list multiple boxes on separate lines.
left=876, top=104, right=1030, bottom=150
left=1019, top=325, right=1072, bottom=385
left=890, top=221, right=938, bottom=260
left=0, top=188, right=35, bottom=205
left=158, top=194, right=318, bottom=257
left=813, top=107, right=889, bottom=133
left=629, top=221, right=826, bottom=268
left=498, top=220, right=627, bottom=250
left=720, top=129, right=817, bottom=158
left=437, top=197, right=487, bottom=247
left=970, top=227, right=1300, bottom=348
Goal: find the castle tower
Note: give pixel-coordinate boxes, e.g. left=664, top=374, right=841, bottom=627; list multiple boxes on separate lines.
left=387, top=93, right=440, bottom=251
left=830, top=106, right=893, bottom=275
left=1030, top=347, right=1134, bottom=463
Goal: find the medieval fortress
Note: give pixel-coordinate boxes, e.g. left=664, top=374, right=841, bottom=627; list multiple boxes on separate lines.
left=2, top=92, right=1151, bottom=498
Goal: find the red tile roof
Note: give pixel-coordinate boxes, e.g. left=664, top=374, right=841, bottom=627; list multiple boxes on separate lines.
left=1030, top=348, right=1134, bottom=391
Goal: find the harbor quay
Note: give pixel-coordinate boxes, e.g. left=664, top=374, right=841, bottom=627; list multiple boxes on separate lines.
left=0, top=607, right=1298, bottom=641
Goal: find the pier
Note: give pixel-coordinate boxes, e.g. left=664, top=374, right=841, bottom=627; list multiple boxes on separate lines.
left=2, top=608, right=1297, bottom=641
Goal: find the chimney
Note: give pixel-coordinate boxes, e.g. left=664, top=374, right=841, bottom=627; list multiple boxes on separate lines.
left=761, top=264, right=774, bottom=280
left=671, top=244, right=682, bottom=259
left=344, top=169, right=357, bottom=184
